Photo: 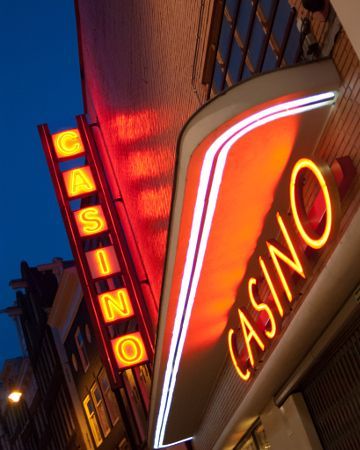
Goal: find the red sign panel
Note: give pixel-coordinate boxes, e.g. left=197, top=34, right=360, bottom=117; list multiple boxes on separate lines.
left=38, top=118, right=155, bottom=386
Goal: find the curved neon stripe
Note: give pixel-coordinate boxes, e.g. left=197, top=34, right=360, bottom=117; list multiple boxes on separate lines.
left=154, top=91, right=336, bottom=448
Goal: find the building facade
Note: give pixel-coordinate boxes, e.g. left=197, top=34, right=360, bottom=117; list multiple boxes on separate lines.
left=0, top=357, right=36, bottom=450
left=48, top=265, right=135, bottom=450
left=38, top=1, right=360, bottom=449
left=1, top=260, right=88, bottom=450
left=2, top=258, right=143, bottom=450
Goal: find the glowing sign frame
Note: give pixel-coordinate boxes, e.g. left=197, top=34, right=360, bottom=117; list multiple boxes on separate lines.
left=38, top=116, right=155, bottom=386
left=152, top=91, right=338, bottom=449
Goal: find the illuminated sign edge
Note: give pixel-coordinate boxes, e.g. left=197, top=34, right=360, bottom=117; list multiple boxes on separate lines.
left=153, top=91, right=337, bottom=448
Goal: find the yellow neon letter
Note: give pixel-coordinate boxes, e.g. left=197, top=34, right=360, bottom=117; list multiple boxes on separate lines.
left=228, top=329, right=251, bottom=381
left=96, top=249, right=111, bottom=275
left=74, top=206, right=108, bottom=237
left=290, top=158, right=340, bottom=250
left=52, top=128, right=85, bottom=159
left=266, top=213, right=306, bottom=303
left=248, top=277, right=277, bottom=339
left=63, top=166, right=97, bottom=198
left=238, top=308, right=265, bottom=368
left=99, top=288, right=134, bottom=323
left=259, top=256, right=284, bottom=317
left=111, top=332, right=148, bottom=369
left=86, top=246, right=121, bottom=279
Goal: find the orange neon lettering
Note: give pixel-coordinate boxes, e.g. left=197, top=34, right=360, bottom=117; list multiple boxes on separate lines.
left=248, top=277, right=277, bottom=339
left=98, top=288, right=134, bottom=323
left=111, top=332, right=148, bottom=369
left=52, top=129, right=85, bottom=159
left=259, top=257, right=284, bottom=317
left=266, top=213, right=306, bottom=302
left=238, top=308, right=265, bottom=368
left=228, top=329, right=251, bottom=381
left=290, top=158, right=339, bottom=250
left=63, top=166, right=96, bottom=198
left=86, top=246, right=121, bottom=279
left=97, top=249, right=111, bottom=275
left=74, top=206, right=108, bottom=237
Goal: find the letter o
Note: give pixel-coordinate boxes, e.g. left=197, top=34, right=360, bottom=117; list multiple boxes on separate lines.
left=290, top=158, right=340, bottom=249
left=112, top=333, right=147, bottom=368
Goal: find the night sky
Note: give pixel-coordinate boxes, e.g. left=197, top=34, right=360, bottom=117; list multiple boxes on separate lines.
left=0, top=1, right=82, bottom=367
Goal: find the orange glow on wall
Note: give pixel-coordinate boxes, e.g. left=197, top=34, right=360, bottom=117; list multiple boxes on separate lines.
left=63, top=166, right=97, bottom=198
left=266, top=213, right=306, bottom=302
left=99, top=288, right=134, bottom=323
left=86, top=246, right=121, bottom=279
left=111, top=332, right=148, bottom=369
left=290, top=158, right=338, bottom=249
left=52, top=129, right=85, bottom=159
left=228, top=329, right=251, bottom=381
left=74, top=205, right=108, bottom=237
left=238, top=308, right=265, bottom=368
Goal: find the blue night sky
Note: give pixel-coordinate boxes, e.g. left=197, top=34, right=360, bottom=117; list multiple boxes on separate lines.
left=0, top=2, right=82, bottom=367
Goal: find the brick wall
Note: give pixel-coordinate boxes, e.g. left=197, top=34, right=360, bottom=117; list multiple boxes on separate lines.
left=303, top=3, right=360, bottom=232
left=76, top=0, right=212, bottom=302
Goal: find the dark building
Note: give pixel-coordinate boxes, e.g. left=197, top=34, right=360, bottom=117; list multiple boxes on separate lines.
left=48, top=265, right=133, bottom=450
left=2, top=259, right=138, bottom=450
left=0, top=357, right=35, bottom=450
left=1, top=260, right=86, bottom=449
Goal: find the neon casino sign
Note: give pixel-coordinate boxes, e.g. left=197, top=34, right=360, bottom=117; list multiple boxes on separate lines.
left=38, top=119, right=154, bottom=385
left=228, top=156, right=354, bottom=381
left=148, top=61, right=356, bottom=448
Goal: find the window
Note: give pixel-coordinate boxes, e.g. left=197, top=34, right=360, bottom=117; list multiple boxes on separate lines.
left=75, top=326, right=89, bottom=372
left=83, top=395, right=103, bottom=447
left=91, top=382, right=111, bottom=437
left=98, top=369, right=121, bottom=426
left=71, top=353, right=78, bottom=372
left=207, top=0, right=304, bottom=98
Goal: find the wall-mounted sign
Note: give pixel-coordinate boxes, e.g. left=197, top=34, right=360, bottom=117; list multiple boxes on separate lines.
left=38, top=117, right=154, bottom=385
left=148, top=61, right=348, bottom=448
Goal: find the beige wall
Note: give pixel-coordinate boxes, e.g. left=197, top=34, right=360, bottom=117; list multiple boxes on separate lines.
left=332, top=0, right=360, bottom=61
left=261, top=394, right=322, bottom=450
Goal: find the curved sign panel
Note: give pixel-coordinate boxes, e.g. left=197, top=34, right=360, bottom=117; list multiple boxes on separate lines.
left=149, top=61, right=341, bottom=448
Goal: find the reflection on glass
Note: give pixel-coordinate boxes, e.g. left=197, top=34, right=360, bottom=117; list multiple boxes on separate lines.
left=254, top=423, right=271, bottom=449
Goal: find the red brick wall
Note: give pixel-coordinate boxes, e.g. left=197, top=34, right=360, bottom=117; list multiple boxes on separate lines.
left=76, top=0, right=212, bottom=302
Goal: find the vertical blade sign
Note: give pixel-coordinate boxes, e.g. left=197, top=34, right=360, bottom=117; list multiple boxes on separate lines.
left=38, top=120, right=154, bottom=386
